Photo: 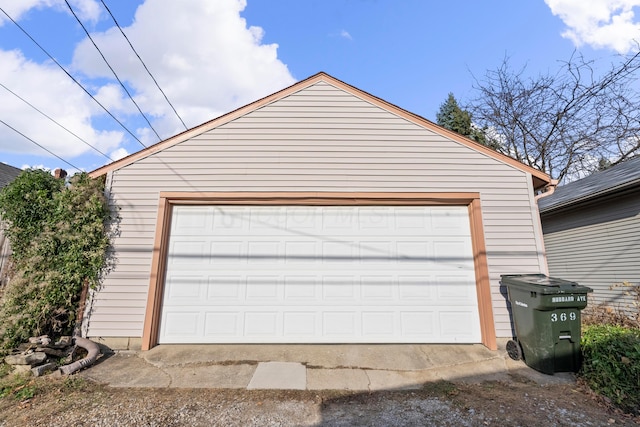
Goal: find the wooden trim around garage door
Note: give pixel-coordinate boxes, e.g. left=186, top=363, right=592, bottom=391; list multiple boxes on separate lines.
left=468, top=199, right=496, bottom=350
left=141, top=197, right=172, bottom=351
left=141, top=192, right=496, bottom=351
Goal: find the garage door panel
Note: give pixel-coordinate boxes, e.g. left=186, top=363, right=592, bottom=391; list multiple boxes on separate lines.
left=440, top=311, right=481, bottom=340
left=170, top=240, right=207, bottom=264
left=165, top=275, right=205, bottom=300
left=283, top=312, right=317, bottom=336
left=162, top=312, right=201, bottom=339
left=361, top=276, right=394, bottom=299
left=398, top=276, right=434, bottom=299
left=321, top=312, right=354, bottom=336
left=431, top=207, right=470, bottom=235
left=159, top=205, right=481, bottom=344
left=401, top=312, right=436, bottom=336
left=245, top=312, right=278, bottom=336
left=323, top=276, right=356, bottom=299
left=173, top=206, right=208, bottom=231
left=208, top=276, right=243, bottom=299
left=205, top=312, right=238, bottom=336
left=436, top=276, right=478, bottom=302
left=165, top=275, right=476, bottom=307
left=284, top=276, right=317, bottom=299
left=362, top=312, right=395, bottom=336
left=162, top=307, right=478, bottom=343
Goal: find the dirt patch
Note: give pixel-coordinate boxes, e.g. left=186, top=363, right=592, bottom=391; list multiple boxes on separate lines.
left=0, top=374, right=637, bottom=426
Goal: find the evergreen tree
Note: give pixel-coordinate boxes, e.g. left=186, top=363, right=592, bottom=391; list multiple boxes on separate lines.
left=436, top=93, right=499, bottom=150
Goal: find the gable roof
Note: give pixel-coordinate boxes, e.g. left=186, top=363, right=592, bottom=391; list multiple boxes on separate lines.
left=539, top=156, right=640, bottom=213
left=0, top=162, right=21, bottom=189
left=89, top=72, right=550, bottom=190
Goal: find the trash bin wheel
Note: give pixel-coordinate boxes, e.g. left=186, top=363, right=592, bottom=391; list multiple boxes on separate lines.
left=506, top=339, right=523, bottom=361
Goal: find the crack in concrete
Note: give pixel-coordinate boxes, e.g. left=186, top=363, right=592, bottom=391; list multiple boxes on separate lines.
left=140, top=358, right=260, bottom=369
left=159, top=365, right=173, bottom=388
left=417, top=345, right=434, bottom=366
left=305, top=364, right=426, bottom=373
left=364, top=370, right=372, bottom=392
left=134, top=353, right=173, bottom=388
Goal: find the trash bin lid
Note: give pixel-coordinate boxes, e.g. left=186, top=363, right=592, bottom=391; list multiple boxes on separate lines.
left=500, top=274, right=593, bottom=294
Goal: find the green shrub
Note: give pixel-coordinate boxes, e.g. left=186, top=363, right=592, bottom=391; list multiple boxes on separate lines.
left=0, top=169, right=63, bottom=261
left=0, top=170, right=111, bottom=350
left=580, top=324, right=640, bottom=414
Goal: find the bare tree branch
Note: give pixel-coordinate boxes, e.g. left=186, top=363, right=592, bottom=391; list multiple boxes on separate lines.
left=468, top=50, right=640, bottom=182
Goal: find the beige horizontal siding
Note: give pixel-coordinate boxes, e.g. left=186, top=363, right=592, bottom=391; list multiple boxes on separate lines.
left=87, top=80, right=546, bottom=340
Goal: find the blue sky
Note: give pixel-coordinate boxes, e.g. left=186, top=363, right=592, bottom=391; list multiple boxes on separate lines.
left=0, top=0, right=639, bottom=174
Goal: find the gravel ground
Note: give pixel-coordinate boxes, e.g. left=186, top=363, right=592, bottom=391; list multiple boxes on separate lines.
left=0, top=374, right=637, bottom=426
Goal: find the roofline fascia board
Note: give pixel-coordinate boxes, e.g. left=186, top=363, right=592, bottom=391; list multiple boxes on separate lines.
left=539, top=178, right=640, bottom=214
left=88, top=72, right=551, bottom=190
left=319, top=75, right=550, bottom=190
left=89, top=74, right=326, bottom=178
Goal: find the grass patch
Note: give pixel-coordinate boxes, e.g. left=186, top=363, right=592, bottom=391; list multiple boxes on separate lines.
left=0, top=363, right=11, bottom=379
left=423, top=380, right=459, bottom=397
left=61, top=375, right=87, bottom=392
left=0, top=372, right=37, bottom=401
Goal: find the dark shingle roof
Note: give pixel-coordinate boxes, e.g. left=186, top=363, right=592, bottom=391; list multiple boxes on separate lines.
left=0, top=163, right=21, bottom=189
left=538, top=157, right=640, bottom=213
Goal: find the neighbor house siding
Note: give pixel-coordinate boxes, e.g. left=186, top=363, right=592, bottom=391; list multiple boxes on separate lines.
left=542, top=192, right=640, bottom=307
left=87, top=81, right=546, bottom=339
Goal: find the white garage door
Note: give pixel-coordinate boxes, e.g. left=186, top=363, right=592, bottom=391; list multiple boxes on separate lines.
left=159, top=205, right=481, bottom=344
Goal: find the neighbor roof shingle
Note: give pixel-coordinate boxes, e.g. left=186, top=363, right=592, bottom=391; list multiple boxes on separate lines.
left=0, top=163, right=21, bottom=189
left=538, top=157, right=640, bottom=213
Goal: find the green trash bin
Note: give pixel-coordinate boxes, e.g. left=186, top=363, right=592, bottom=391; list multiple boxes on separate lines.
left=500, top=274, right=593, bottom=375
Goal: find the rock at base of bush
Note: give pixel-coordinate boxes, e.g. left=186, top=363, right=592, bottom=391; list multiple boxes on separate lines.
left=31, top=362, right=57, bottom=377
left=4, top=352, right=47, bottom=366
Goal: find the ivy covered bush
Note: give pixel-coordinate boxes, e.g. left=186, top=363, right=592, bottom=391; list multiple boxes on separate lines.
left=580, top=325, right=640, bottom=414
left=0, top=170, right=111, bottom=351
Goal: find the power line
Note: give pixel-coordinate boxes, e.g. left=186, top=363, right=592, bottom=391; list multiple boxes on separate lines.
left=0, top=83, right=115, bottom=162
left=100, top=0, right=188, bottom=131
left=0, top=118, right=80, bottom=171
left=64, top=0, right=162, bottom=142
left=0, top=6, right=147, bottom=149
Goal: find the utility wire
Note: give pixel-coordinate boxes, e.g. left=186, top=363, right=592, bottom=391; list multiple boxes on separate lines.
left=0, top=83, right=114, bottom=162
left=100, top=0, right=188, bottom=131
left=0, top=119, right=81, bottom=171
left=64, top=0, right=162, bottom=141
left=0, top=6, right=147, bottom=149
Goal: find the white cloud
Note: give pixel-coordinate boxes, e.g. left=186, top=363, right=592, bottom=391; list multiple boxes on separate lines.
left=94, top=84, right=136, bottom=115
left=0, top=0, right=101, bottom=26
left=109, top=147, right=129, bottom=161
left=0, top=0, right=293, bottom=166
left=71, top=0, right=296, bottom=137
left=545, top=0, right=640, bottom=53
left=69, top=0, right=101, bottom=23
left=340, top=30, right=353, bottom=40
left=0, top=49, right=124, bottom=158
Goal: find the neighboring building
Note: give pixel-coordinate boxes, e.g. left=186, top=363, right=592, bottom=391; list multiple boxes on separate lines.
left=0, top=162, right=21, bottom=189
left=87, top=73, right=551, bottom=351
left=539, top=157, right=640, bottom=307
left=0, top=162, right=22, bottom=284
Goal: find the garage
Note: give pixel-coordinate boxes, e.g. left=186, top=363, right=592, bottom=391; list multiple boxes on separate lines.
left=87, top=72, right=552, bottom=351
left=158, top=204, right=481, bottom=344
